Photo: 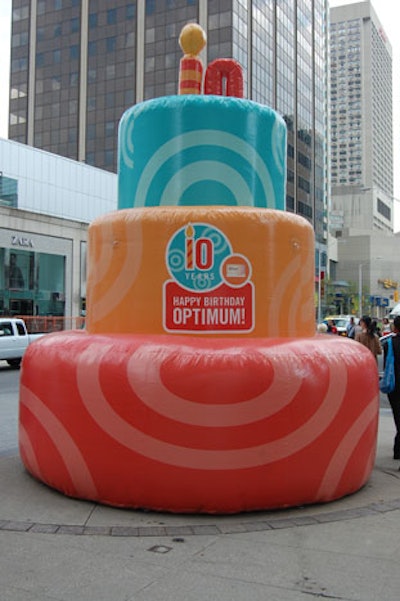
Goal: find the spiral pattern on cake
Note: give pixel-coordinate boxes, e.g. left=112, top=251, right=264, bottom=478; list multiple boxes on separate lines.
left=19, top=332, right=378, bottom=512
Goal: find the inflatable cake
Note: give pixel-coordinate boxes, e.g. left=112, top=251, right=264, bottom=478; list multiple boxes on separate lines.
left=19, top=23, right=379, bottom=514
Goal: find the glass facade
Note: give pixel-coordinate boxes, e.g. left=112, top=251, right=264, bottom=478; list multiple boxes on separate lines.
left=34, top=0, right=80, bottom=161
left=251, top=0, right=274, bottom=106
left=144, top=0, right=197, bottom=100
left=8, top=0, right=328, bottom=243
left=86, top=1, right=137, bottom=170
left=0, top=247, right=65, bottom=317
left=313, top=0, right=327, bottom=246
left=208, top=0, right=233, bottom=64
left=9, top=0, right=30, bottom=143
left=0, top=175, right=18, bottom=208
left=330, top=18, right=363, bottom=187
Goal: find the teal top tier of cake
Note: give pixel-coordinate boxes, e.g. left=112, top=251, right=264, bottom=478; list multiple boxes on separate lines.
left=118, top=95, right=287, bottom=210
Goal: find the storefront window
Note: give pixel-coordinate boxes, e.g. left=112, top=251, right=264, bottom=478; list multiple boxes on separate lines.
left=0, top=248, right=65, bottom=316
left=8, top=251, right=28, bottom=289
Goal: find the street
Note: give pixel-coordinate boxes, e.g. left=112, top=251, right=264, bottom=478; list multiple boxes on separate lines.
left=0, top=361, right=20, bottom=457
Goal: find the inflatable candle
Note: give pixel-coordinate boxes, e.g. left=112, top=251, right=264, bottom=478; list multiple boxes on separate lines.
left=19, top=24, right=379, bottom=514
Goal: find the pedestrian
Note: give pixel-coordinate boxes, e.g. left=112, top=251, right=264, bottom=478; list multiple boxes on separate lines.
left=326, top=319, right=337, bottom=334
left=355, top=315, right=382, bottom=361
left=382, top=315, right=400, bottom=460
left=382, top=317, right=392, bottom=335
left=372, top=319, right=381, bottom=337
left=346, top=316, right=356, bottom=339
left=354, top=318, right=362, bottom=336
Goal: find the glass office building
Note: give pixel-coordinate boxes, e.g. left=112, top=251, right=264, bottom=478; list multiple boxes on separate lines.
left=9, top=0, right=328, bottom=246
left=329, top=1, right=393, bottom=234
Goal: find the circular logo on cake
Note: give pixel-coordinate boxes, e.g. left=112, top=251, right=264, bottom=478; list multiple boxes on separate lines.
left=166, top=223, right=232, bottom=292
left=220, top=254, right=252, bottom=288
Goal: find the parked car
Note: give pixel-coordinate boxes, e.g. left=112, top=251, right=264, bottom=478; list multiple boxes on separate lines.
left=388, top=303, right=400, bottom=319
left=0, top=318, right=45, bottom=368
left=321, top=315, right=357, bottom=336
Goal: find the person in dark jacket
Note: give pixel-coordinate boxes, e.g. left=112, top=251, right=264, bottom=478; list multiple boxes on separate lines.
left=383, top=315, right=400, bottom=460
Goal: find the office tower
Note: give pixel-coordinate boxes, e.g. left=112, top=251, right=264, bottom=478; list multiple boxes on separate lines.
left=9, top=0, right=328, bottom=243
left=329, top=1, right=393, bottom=233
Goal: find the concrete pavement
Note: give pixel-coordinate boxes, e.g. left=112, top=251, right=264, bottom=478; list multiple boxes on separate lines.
left=1, top=406, right=400, bottom=600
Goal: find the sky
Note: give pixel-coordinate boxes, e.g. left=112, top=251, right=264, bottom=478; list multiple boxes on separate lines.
left=0, top=0, right=399, bottom=229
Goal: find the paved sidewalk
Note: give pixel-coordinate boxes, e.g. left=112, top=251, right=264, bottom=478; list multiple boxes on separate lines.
left=1, top=410, right=400, bottom=600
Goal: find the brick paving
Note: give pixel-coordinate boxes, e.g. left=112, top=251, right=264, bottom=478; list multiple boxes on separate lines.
left=1, top=497, right=400, bottom=537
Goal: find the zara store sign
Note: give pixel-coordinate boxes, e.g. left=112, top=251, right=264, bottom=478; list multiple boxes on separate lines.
left=11, top=235, right=34, bottom=248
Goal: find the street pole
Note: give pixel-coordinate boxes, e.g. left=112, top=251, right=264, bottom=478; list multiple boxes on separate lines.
left=317, top=250, right=322, bottom=323
left=358, top=263, right=363, bottom=317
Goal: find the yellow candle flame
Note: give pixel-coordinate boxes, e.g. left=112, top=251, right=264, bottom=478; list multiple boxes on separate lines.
left=179, top=23, right=206, bottom=57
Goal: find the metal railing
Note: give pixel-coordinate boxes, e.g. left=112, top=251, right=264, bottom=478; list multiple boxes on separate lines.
left=15, top=316, right=85, bottom=333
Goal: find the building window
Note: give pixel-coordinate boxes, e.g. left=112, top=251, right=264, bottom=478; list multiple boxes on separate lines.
left=52, top=76, right=61, bottom=91
left=87, top=124, right=96, bottom=140
left=107, top=9, right=117, bottom=25
left=297, top=200, right=313, bottom=219
left=105, top=150, right=114, bottom=166
left=377, top=199, right=391, bottom=221
left=105, top=64, right=115, bottom=78
left=286, top=195, right=294, bottom=210
left=106, top=37, right=116, bottom=53
left=298, top=176, right=311, bottom=194
left=126, top=4, right=135, bottom=19
left=70, top=45, right=79, bottom=60
left=105, top=92, right=114, bottom=108
left=105, top=121, right=115, bottom=137
left=0, top=175, right=18, bottom=208
left=13, top=5, right=29, bottom=20
left=11, top=58, right=28, bottom=72
left=126, top=32, right=134, bottom=48
left=70, top=18, right=79, bottom=34
left=36, top=53, right=44, bottom=68
left=89, top=13, right=97, bottom=28
left=68, top=129, right=77, bottom=143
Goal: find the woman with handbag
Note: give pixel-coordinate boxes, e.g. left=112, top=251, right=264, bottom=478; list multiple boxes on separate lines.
left=382, top=315, right=400, bottom=460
